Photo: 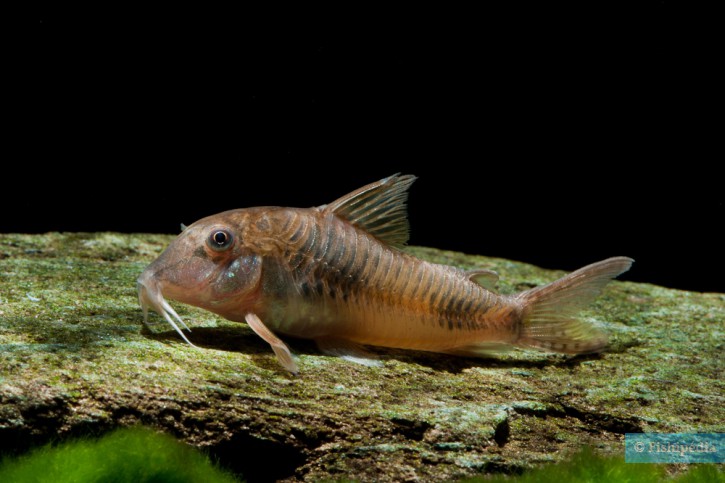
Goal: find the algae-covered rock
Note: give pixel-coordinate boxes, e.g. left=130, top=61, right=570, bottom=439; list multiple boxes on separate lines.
left=1, top=233, right=723, bottom=481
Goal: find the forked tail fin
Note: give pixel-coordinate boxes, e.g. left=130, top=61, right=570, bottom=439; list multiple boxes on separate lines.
left=516, top=257, right=634, bottom=354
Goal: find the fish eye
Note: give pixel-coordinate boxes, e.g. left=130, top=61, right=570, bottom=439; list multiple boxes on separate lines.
left=207, top=229, right=234, bottom=252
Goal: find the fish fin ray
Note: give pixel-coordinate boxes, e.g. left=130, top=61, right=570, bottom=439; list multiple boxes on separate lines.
left=245, top=313, right=299, bottom=375
left=516, top=257, right=634, bottom=354
left=443, top=342, right=513, bottom=357
left=322, top=173, right=416, bottom=248
left=466, top=269, right=499, bottom=291
left=315, top=337, right=382, bottom=367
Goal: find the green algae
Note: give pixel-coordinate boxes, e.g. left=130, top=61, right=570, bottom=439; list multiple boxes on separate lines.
left=0, top=426, right=239, bottom=483
left=1, top=232, right=723, bottom=481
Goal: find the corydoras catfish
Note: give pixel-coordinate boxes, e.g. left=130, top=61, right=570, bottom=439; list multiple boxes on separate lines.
left=138, top=174, right=633, bottom=375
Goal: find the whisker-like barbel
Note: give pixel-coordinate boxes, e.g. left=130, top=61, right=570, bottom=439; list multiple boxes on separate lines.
left=161, top=299, right=191, bottom=332
left=138, top=280, right=196, bottom=347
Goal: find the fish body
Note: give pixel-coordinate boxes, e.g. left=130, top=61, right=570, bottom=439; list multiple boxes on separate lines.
left=138, top=175, right=633, bottom=374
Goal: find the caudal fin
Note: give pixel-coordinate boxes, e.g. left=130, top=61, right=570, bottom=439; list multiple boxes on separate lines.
left=516, top=257, right=633, bottom=354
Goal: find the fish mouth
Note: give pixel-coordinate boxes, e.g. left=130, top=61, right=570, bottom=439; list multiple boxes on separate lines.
left=137, top=274, right=196, bottom=347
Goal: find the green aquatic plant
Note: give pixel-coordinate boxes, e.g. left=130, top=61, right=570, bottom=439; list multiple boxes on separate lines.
left=460, top=447, right=723, bottom=483
left=0, top=426, right=240, bottom=483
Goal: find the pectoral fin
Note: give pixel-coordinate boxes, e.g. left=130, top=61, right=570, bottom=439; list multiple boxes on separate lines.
left=315, top=337, right=382, bottom=367
left=245, top=313, right=299, bottom=375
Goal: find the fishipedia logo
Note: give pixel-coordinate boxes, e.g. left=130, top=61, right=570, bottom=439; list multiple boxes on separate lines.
left=625, top=433, right=723, bottom=463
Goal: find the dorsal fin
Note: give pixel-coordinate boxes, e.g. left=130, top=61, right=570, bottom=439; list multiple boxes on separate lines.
left=466, top=269, right=499, bottom=291
left=322, top=174, right=417, bottom=248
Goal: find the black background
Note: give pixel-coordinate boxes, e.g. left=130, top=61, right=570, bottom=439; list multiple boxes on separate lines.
left=9, top=4, right=722, bottom=292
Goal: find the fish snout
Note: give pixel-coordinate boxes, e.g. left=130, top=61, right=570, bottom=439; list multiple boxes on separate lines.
left=137, top=268, right=162, bottom=325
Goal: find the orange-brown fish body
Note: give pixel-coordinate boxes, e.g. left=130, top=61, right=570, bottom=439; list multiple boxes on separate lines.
left=235, top=207, right=515, bottom=348
left=138, top=175, right=633, bottom=374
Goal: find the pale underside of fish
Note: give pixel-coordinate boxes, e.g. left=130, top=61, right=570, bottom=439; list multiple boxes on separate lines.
left=137, top=174, right=633, bottom=375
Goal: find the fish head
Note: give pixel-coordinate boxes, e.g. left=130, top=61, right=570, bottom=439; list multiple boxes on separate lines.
left=137, top=210, right=263, bottom=328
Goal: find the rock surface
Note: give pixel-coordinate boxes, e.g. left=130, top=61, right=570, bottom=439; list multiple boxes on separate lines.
left=1, top=233, right=723, bottom=482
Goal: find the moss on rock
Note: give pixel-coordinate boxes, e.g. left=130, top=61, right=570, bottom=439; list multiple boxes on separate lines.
left=1, top=233, right=723, bottom=481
